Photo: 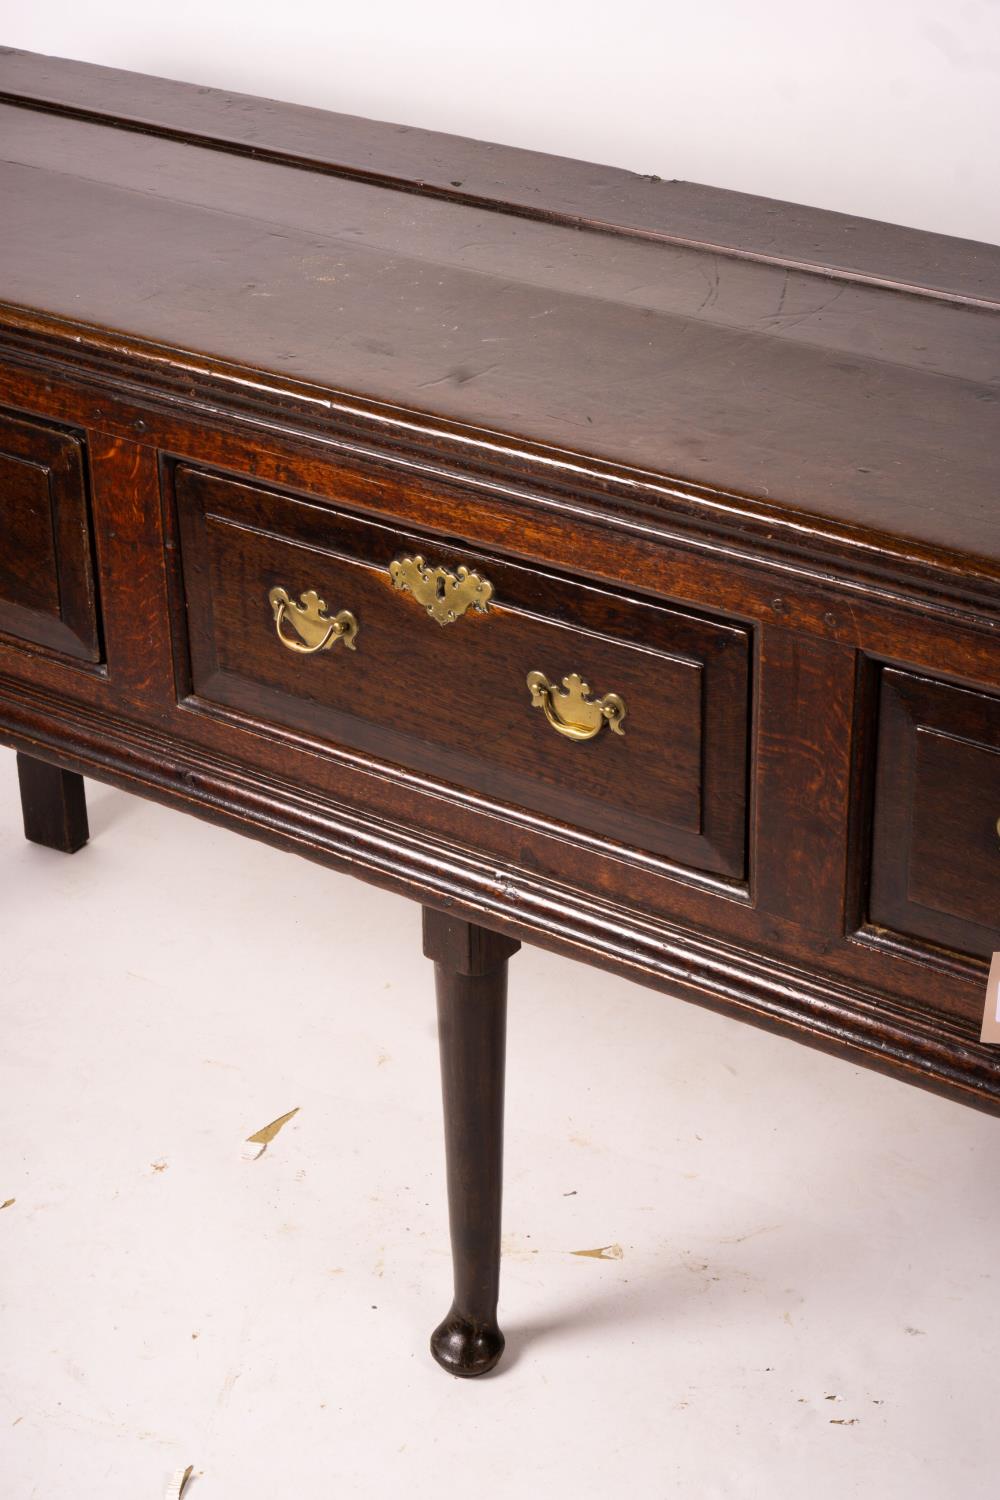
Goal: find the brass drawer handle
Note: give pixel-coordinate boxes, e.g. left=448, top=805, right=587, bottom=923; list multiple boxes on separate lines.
left=268, top=587, right=358, bottom=654
left=526, top=671, right=626, bottom=741
left=389, top=554, right=494, bottom=625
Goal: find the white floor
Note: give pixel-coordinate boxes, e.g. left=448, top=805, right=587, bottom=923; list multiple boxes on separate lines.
left=1, top=746, right=997, bottom=1499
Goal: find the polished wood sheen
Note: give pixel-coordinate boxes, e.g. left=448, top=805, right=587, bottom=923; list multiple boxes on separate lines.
left=0, top=409, right=99, bottom=661
left=0, top=50, right=998, bottom=1377
left=173, top=463, right=750, bottom=876
left=870, top=671, right=1000, bottom=961
left=424, top=907, right=519, bottom=1377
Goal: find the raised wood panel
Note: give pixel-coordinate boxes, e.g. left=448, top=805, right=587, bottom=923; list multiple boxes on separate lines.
left=0, top=407, right=100, bottom=661
left=0, top=450, right=61, bottom=613
left=173, top=464, right=751, bottom=879
left=869, top=668, right=1000, bottom=962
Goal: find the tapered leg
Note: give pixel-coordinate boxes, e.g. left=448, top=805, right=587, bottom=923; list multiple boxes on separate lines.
left=16, top=753, right=89, bottom=853
left=424, top=906, right=520, bottom=1378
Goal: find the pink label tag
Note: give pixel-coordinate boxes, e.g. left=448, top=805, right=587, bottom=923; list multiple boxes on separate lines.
left=982, top=954, right=1000, bottom=1045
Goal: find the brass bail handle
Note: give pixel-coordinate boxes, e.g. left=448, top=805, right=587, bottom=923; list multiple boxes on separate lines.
left=526, top=671, right=626, bottom=741
left=268, top=587, right=359, bottom=654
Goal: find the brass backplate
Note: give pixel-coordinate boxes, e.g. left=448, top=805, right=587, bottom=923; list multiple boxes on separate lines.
left=388, top=555, right=494, bottom=625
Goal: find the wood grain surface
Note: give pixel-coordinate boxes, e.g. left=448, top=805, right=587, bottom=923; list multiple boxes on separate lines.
left=0, top=50, right=997, bottom=1128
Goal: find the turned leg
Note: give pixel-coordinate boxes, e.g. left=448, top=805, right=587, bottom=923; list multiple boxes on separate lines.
left=16, top=753, right=89, bottom=853
left=424, top=906, right=520, bottom=1378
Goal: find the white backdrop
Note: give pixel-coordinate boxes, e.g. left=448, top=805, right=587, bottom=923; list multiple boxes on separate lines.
left=6, top=0, right=1000, bottom=244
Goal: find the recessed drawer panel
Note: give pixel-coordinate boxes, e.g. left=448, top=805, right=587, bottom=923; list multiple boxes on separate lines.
left=870, top=668, right=1000, bottom=960
left=0, top=408, right=101, bottom=662
left=174, top=465, right=751, bottom=879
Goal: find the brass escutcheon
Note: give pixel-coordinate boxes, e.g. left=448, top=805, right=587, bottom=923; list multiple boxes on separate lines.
left=526, top=671, right=626, bottom=741
left=268, top=587, right=358, bottom=654
left=388, top=554, right=494, bottom=625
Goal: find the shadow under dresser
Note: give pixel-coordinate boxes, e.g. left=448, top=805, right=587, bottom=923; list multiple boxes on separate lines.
left=0, top=47, right=997, bottom=1376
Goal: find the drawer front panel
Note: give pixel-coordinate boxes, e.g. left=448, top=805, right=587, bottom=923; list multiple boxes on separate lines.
left=870, top=668, right=1000, bottom=960
left=174, top=466, right=751, bottom=879
left=0, top=408, right=101, bottom=662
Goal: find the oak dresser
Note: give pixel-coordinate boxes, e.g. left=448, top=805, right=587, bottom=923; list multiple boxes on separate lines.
left=1, top=49, right=998, bottom=1376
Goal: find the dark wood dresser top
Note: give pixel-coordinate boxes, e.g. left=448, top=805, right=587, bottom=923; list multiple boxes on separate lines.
left=1, top=47, right=998, bottom=596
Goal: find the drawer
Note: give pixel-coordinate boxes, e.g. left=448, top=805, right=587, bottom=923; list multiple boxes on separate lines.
left=0, top=408, right=101, bottom=662
left=870, top=668, right=1000, bottom=961
left=174, top=465, right=751, bottom=879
